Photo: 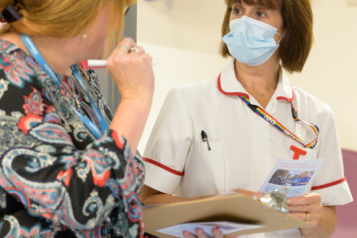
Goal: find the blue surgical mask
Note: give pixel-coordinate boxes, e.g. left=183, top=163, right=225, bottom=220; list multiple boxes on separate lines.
left=222, top=16, right=284, bottom=66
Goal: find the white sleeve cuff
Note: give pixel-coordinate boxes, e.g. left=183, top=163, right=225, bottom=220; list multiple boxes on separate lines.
left=144, top=160, right=183, bottom=195
left=312, top=181, right=353, bottom=206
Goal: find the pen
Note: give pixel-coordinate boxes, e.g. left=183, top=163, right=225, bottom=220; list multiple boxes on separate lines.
left=82, top=60, right=159, bottom=69
left=201, top=130, right=211, bottom=151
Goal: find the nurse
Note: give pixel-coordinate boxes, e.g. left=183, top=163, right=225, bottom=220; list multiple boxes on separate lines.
left=141, top=0, right=353, bottom=238
left=291, top=172, right=310, bottom=186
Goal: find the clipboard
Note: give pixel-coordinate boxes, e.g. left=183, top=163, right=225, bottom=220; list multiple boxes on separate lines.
left=143, top=194, right=308, bottom=237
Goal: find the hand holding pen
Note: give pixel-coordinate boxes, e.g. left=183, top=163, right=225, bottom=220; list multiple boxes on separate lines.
left=82, top=59, right=158, bottom=68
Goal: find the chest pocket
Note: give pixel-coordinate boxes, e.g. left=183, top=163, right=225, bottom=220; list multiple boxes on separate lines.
left=182, top=141, right=225, bottom=197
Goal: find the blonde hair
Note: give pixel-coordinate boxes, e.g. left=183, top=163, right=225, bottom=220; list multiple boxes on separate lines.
left=0, top=0, right=136, bottom=56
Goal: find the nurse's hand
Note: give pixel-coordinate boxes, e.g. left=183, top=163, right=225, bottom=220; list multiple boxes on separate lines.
left=286, top=193, right=323, bottom=228
left=183, top=228, right=225, bottom=238
left=107, top=37, right=155, bottom=104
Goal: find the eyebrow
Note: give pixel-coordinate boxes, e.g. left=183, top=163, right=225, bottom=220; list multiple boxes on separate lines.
left=233, top=0, right=279, bottom=10
left=231, top=2, right=267, bottom=10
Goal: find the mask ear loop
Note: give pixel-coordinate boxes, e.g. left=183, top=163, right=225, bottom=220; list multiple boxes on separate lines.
left=277, top=32, right=285, bottom=45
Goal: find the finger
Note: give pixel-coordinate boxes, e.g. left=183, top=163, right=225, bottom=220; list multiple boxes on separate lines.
left=288, top=205, right=309, bottom=213
left=288, top=203, right=323, bottom=213
left=128, top=47, right=141, bottom=55
left=107, top=42, right=136, bottom=69
left=289, top=212, right=320, bottom=228
left=142, top=53, right=153, bottom=63
left=286, top=193, right=321, bottom=206
left=196, top=228, right=209, bottom=238
left=256, top=192, right=264, bottom=199
left=212, top=228, right=224, bottom=238
left=136, top=46, right=146, bottom=55
left=118, top=38, right=137, bottom=54
left=289, top=211, right=321, bottom=222
left=109, top=38, right=136, bottom=59
left=120, top=37, right=137, bottom=48
left=183, top=231, right=196, bottom=238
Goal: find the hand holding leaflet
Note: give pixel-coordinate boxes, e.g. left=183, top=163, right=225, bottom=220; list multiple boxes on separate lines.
left=259, top=159, right=325, bottom=198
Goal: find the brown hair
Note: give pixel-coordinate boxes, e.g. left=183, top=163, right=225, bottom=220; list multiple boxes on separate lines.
left=271, top=169, right=289, bottom=178
left=220, top=0, right=313, bottom=73
left=0, top=0, right=136, bottom=56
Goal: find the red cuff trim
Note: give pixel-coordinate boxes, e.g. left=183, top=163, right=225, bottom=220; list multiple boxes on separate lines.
left=217, top=74, right=249, bottom=98
left=143, top=158, right=184, bottom=176
left=311, top=177, right=346, bottom=190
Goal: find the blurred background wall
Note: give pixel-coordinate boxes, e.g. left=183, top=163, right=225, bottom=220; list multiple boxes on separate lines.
left=136, top=0, right=357, bottom=153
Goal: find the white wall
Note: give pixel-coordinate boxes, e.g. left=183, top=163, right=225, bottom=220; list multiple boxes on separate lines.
left=137, top=0, right=357, bottom=152
left=286, top=0, right=357, bottom=151
left=137, top=0, right=226, bottom=54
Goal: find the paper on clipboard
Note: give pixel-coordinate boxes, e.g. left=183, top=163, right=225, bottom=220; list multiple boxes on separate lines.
left=259, top=159, right=325, bottom=198
left=157, top=221, right=265, bottom=238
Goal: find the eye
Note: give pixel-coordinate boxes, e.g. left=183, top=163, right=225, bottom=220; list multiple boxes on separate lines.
left=231, top=7, right=242, bottom=15
left=257, top=11, right=266, bottom=18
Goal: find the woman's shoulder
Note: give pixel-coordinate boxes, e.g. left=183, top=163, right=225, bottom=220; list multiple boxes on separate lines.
left=0, top=38, right=22, bottom=54
left=161, top=76, right=220, bottom=117
left=174, top=76, right=219, bottom=97
left=0, top=39, right=40, bottom=90
left=292, top=85, right=334, bottom=117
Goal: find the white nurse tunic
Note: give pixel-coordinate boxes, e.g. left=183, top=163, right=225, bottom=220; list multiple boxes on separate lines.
left=143, top=60, right=353, bottom=238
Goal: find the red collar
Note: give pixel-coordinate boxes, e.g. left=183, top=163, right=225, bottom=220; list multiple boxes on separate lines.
left=217, top=73, right=295, bottom=102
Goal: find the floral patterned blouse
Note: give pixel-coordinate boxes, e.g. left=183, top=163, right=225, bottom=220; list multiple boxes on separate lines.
left=0, top=39, right=146, bottom=238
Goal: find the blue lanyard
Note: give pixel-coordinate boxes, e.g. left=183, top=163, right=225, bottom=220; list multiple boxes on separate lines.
left=20, top=34, right=108, bottom=139
left=70, top=66, right=109, bottom=133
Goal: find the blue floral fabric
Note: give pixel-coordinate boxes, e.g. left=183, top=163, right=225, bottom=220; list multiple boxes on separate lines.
left=0, top=39, right=145, bottom=238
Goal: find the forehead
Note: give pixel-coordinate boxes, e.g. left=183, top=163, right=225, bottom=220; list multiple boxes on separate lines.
left=230, top=0, right=280, bottom=10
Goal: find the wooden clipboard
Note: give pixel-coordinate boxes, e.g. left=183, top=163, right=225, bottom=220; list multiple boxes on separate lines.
left=143, top=194, right=308, bottom=237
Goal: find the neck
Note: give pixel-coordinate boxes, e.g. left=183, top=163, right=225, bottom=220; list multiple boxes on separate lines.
left=32, top=36, right=83, bottom=75
left=234, top=57, right=281, bottom=92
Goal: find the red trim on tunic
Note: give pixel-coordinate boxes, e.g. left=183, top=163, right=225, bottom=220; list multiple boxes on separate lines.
left=311, top=177, right=346, bottom=190
left=217, top=74, right=295, bottom=102
left=217, top=74, right=249, bottom=98
left=276, top=85, right=295, bottom=102
left=277, top=93, right=294, bottom=102
left=143, top=158, right=184, bottom=176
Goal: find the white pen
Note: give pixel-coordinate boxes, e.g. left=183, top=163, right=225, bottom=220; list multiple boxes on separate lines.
left=82, top=60, right=159, bottom=69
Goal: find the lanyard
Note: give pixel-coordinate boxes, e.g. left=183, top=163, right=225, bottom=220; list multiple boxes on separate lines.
left=70, top=66, right=109, bottom=132
left=239, top=94, right=319, bottom=149
left=20, top=34, right=108, bottom=139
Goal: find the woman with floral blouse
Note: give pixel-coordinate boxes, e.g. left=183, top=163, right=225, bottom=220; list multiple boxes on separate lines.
left=0, top=0, right=154, bottom=237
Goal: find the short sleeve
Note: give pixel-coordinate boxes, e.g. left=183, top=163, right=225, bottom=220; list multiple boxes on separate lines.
left=143, top=88, right=192, bottom=194
left=311, top=109, right=353, bottom=206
